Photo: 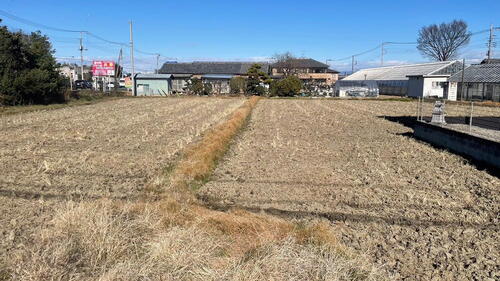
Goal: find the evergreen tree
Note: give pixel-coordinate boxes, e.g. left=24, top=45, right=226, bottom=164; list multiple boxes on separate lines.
left=0, top=20, right=66, bottom=105
left=246, top=64, right=271, bottom=95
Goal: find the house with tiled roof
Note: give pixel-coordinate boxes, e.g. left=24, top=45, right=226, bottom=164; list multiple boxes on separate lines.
left=270, top=58, right=339, bottom=86
left=159, top=61, right=270, bottom=94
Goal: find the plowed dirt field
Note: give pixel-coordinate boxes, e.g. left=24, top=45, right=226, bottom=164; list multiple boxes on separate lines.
left=200, top=99, right=499, bottom=281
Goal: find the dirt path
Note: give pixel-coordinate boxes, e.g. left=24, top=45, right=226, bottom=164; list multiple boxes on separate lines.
left=199, top=99, right=499, bottom=280
left=0, top=97, right=244, bottom=265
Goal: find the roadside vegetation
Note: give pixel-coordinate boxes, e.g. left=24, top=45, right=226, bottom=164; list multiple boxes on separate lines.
left=0, top=90, right=127, bottom=116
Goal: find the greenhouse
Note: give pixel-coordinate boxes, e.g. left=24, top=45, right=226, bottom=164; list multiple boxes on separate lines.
left=335, top=80, right=379, bottom=97
left=342, top=61, right=463, bottom=97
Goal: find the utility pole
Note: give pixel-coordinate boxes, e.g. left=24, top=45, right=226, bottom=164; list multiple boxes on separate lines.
left=114, top=48, right=122, bottom=88
left=156, top=53, right=160, bottom=74
left=487, top=24, right=494, bottom=62
left=79, top=32, right=85, bottom=80
left=461, top=58, right=466, bottom=101
left=381, top=42, right=385, bottom=66
left=129, top=21, right=135, bottom=96
left=118, top=48, right=123, bottom=78
left=351, top=56, right=355, bottom=74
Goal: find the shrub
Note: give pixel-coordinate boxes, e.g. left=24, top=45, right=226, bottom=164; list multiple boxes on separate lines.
left=229, top=77, right=246, bottom=94
left=186, top=78, right=203, bottom=95
left=187, top=78, right=213, bottom=95
left=270, top=76, right=303, bottom=97
left=203, top=82, right=213, bottom=95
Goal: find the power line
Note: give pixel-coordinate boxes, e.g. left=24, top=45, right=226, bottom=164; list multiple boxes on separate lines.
left=0, top=9, right=83, bottom=33
left=0, top=9, right=163, bottom=63
left=470, top=29, right=490, bottom=36
left=134, top=48, right=158, bottom=56
left=86, top=32, right=128, bottom=47
left=329, top=27, right=494, bottom=63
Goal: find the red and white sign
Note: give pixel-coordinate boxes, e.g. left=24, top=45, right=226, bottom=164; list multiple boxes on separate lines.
left=92, top=60, right=115, bottom=76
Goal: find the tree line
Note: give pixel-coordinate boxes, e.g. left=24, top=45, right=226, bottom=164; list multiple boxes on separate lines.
left=186, top=58, right=303, bottom=97
left=0, top=19, right=66, bottom=105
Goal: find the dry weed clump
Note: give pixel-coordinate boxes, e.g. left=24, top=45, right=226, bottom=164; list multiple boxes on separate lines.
left=14, top=200, right=381, bottom=281
left=12, top=200, right=231, bottom=281
left=223, top=238, right=382, bottom=281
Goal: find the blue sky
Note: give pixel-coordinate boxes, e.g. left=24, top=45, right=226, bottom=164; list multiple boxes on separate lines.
left=1, top=0, right=499, bottom=72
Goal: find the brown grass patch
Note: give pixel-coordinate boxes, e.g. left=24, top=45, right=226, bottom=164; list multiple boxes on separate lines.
left=0, top=95, right=123, bottom=116
left=13, top=200, right=382, bottom=280
left=169, top=96, right=260, bottom=192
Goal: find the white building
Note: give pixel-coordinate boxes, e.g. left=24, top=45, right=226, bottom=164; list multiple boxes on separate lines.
left=58, top=64, right=92, bottom=81
left=58, top=65, right=78, bottom=81
left=342, top=61, right=463, bottom=99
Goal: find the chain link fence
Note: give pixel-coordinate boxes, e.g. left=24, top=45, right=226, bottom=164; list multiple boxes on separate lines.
left=416, top=98, right=500, bottom=142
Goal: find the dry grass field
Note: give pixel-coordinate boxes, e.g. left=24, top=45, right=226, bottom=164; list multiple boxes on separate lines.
left=0, top=97, right=245, bottom=277
left=2, top=97, right=498, bottom=280
left=1, top=97, right=382, bottom=281
left=199, top=99, right=500, bottom=280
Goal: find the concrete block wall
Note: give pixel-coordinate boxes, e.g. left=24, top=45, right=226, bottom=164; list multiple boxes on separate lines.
left=413, top=122, right=500, bottom=169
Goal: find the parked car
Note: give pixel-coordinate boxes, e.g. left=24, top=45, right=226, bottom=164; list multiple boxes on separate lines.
left=75, top=80, right=92, bottom=90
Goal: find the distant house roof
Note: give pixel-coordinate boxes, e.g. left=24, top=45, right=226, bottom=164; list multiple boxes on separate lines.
left=201, top=74, right=234, bottom=79
left=171, top=74, right=192, bottom=78
left=326, top=68, right=340, bottom=74
left=343, top=61, right=461, bottom=81
left=449, top=63, right=500, bottom=83
left=481, top=58, right=500, bottom=64
left=271, top=58, right=329, bottom=69
left=135, top=74, right=171, bottom=79
left=160, top=62, right=269, bottom=75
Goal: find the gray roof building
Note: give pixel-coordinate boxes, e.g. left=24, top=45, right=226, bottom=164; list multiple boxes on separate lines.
left=135, top=74, right=172, bottom=79
left=481, top=58, right=500, bottom=64
left=339, top=61, right=463, bottom=97
left=271, top=58, right=334, bottom=70
left=344, top=61, right=462, bottom=81
left=449, top=63, right=500, bottom=83
left=159, top=61, right=269, bottom=75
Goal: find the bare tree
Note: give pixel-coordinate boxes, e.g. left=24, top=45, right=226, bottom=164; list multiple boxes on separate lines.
left=417, top=20, right=471, bottom=61
left=272, top=52, right=299, bottom=77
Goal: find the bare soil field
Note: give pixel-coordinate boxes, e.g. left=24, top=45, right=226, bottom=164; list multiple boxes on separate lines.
left=0, top=97, right=244, bottom=268
left=199, top=99, right=500, bottom=280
